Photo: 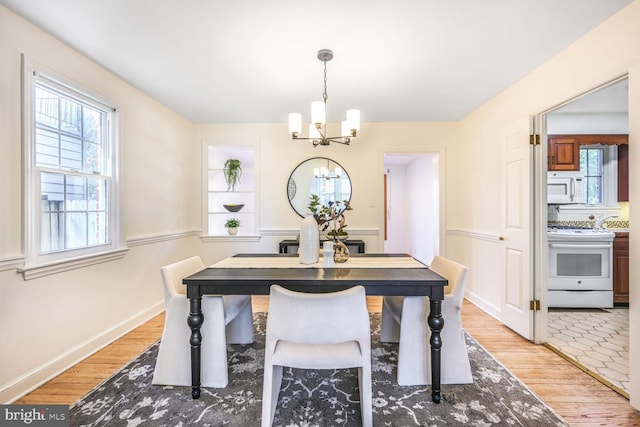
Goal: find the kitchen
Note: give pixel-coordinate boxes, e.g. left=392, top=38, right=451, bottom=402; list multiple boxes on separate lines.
left=544, top=78, right=630, bottom=397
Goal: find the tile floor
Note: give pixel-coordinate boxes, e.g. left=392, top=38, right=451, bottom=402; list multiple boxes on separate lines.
left=546, top=307, right=629, bottom=396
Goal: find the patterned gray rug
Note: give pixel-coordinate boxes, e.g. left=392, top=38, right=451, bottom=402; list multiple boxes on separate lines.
left=70, top=313, right=568, bottom=426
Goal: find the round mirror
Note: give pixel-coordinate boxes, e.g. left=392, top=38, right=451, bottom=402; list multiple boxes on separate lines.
left=287, top=157, right=352, bottom=218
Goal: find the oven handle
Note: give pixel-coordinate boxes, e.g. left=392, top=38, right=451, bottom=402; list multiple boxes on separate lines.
left=549, top=243, right=612, bottom=249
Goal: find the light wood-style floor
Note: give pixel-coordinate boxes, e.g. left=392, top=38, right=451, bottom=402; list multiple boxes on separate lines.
left=16, top=297, right=640, bottom=425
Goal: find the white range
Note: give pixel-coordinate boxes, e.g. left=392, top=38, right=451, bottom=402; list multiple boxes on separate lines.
left=547, top=227, right=615, bottom=308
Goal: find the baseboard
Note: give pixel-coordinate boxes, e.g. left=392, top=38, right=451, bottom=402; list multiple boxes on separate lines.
left=465, top=290, right=501, bottom=321
left=1, top=302, right=164, bottom=404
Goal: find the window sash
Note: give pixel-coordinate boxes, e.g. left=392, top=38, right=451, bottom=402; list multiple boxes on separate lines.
left=23, top=58, right=121, bottom=270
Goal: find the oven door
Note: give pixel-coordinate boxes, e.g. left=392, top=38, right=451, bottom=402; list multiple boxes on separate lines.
left=548, top=242, right=612, bottom=290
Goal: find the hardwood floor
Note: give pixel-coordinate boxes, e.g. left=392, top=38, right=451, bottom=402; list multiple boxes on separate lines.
left=15, top=297, right=640, bottom=425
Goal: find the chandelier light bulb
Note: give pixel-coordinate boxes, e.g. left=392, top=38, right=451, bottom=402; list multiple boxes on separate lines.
left=311, top=101, right=326, bottom=125
left=289, top=113, right=302, bottom=136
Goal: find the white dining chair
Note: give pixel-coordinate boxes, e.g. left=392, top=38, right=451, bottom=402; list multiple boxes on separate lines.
left=261, top=285, right=372, bottom=427
left=152, top=256, right=253, bottom=388
left=380, top=255, right=472, bottom=385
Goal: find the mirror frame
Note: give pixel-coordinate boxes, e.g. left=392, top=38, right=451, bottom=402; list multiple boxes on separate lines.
left=287, top=157, right=352, bottom=218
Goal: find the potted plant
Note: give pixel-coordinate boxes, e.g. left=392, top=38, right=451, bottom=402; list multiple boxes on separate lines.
left=308, top=194, right=352, bottom=242
left=224, top=218, right=241, bottom=235
left=224, top=159, right=242, bottom=192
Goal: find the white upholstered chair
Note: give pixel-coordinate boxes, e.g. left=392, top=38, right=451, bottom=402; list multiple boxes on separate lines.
left=152, top=256, right=253, bottom=388
left=380, top=255, right=472, bottom=385
left=261, top=285, right=372, bottom=427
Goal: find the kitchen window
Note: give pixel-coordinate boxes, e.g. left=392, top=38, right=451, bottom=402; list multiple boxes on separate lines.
left=21, top=58, right=124, bottom=279
left=580, top=146, right=603, bottom=204
left=579, top=145, right=617, bottom=207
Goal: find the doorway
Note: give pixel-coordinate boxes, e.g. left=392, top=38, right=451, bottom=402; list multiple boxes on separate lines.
left=541, top=77, right=630, bottom=397
left=383, top=153, right=439, bottom=264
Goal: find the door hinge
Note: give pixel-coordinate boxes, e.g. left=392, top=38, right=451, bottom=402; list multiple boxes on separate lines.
left=529, top=134, right=540, bottom=145
left=529, top=300, right=541, bottom=311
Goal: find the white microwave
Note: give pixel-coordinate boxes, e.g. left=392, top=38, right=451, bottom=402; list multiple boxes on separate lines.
left=547, top=171, right=586, bottom=204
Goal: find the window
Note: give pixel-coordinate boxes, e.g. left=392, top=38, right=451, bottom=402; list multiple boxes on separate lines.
left=580, top=146, right=604, bottom=204
left=578, top=144, right=618, bottom=208
left=22, top=59, right=123, bottom=276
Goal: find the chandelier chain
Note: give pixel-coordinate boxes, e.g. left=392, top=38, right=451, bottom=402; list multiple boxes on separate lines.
left=322, top=60, right=328, bottom=103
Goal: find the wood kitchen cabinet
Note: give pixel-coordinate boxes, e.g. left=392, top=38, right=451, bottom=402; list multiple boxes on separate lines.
left=548, top=135, right=580, bottom=171
left=618, top=143, right=629, bottom=201
left=547, top=134, right=628, bottom=172
left=613, top=232, right=629, bottom=304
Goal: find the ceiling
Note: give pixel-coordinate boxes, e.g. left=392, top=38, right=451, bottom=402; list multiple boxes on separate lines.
left=1, top=0, right=632, bottom=124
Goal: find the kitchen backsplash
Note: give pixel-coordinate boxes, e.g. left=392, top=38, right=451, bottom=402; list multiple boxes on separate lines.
left=548, top=219, right=629, bottom=229
left=547, top=202, right=629, bottom=229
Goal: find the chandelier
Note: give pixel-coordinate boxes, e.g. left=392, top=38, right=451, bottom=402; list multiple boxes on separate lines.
left=288, top=49, right=360, bottom=147
left=314, top=159, right=343, bottom=179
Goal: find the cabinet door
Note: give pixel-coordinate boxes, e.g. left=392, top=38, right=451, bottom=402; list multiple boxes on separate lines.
left=618, top=143, right=629, bottom=202
left=613, top=234, right=629, bottom=304
left=548, top=135, right=580, bottom=171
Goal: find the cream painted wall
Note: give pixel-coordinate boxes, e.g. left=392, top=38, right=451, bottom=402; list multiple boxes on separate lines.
left=452, top=1, right=640, bottom=409
left=193, top=122, right=456, bottom=262
left=0, top=7, right=199, bottom=402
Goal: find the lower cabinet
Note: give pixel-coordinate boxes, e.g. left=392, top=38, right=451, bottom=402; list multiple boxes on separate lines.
left=613, top=233, right=629, bottom=304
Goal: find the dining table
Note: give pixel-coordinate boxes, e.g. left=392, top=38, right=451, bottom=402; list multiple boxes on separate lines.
left=182, top=253, right=447, bottom=403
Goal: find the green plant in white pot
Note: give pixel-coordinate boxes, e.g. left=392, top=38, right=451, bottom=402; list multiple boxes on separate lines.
left=225, top=218, right=241, bottom=235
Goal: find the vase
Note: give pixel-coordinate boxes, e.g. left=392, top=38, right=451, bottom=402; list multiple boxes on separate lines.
left=227, top=227, right=238, bottom=235
left=299, top=214, right=319, bottom=264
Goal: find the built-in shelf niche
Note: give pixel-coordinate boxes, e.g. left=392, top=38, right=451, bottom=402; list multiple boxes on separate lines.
left=206, top=144, right=257, bottom=236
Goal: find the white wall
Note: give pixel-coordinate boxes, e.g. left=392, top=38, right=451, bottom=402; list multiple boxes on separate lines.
left=0, top=6, right=200, bottom=402
left=382, top=154, right=439, bottom=263
left=383, top=165, right=409, bottom=253
left=407, top=156, right=439, bottom=264
left=451, top=1, right=640, bottom=409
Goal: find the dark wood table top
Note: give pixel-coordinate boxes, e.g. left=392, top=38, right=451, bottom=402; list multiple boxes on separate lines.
left=184, top=253, right=446, bottom=299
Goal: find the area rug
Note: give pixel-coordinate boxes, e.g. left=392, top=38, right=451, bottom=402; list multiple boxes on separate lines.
left=70, top=313, right=568, bottom=426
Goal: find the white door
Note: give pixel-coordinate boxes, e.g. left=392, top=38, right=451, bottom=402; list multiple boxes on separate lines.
left=501, top=116, right=534, bottom=339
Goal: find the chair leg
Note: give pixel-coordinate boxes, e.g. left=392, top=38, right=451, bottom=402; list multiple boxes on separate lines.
left=358, top=365, right=373, bottom=427
left=226, top=300, right=254, bottom=344
left=380, top=301, right=400, bottom=343
left=201, top=297, right=230, bottom=388
left=261, top=364, right=283, bottom=427
left=396, top=296, right=429, bottom=385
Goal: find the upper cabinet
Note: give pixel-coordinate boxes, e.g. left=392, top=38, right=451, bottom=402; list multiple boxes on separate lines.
left=548, top=135, right=580, bottom=171
left=618, top=143, right=629, bottom=202
left=547, top=134, right=628, bottom=171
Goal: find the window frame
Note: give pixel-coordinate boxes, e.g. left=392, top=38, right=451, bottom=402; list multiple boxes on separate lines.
left=20, top=57, right=126, bottom=279
left=579, top=144, right=618, bottom=208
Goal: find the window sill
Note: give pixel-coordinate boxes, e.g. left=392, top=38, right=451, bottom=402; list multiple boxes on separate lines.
left=18, top=248, right=129, bottom=280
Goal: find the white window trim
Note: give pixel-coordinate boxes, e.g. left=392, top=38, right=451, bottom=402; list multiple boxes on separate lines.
left=20, top=56, right=126, bottom=279
left=556, top=144, right=620, bottom=216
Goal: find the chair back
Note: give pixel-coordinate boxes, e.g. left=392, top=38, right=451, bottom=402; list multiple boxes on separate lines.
left=159, top=256, right=205, bottom=304
left=266, top=285, right=369, bottom=346
left=429, top=256, right=468, bottom=306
